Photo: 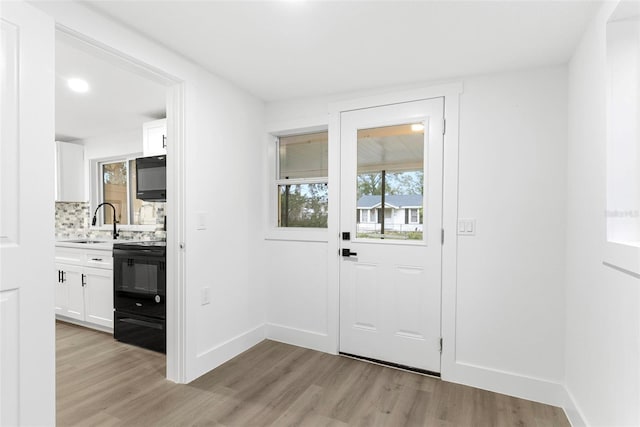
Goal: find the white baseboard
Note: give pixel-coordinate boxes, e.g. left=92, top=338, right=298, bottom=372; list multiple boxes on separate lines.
left=562, top=387, right=588, bottom=427
left=55, top=315, right=113, bottom=334
left=189, top=322, right=589, bottom=426
left=445, top=362, right=589, bottom=427
left=265, top=322, right=333, bottom=354
left=189, top=323, right=266, bottom=382
left=443, top=360, right=567, bottom=410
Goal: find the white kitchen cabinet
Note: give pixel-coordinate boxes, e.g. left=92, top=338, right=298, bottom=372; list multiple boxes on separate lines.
left=84, top=268, right=113, bottom=328
left=54, top=267, right=65, bottom=315
left=55, top=247, right=113, bottom=331
left=142, top=118, right=167, bottom=156
left=54, top=264, right=83, bottom=320
left=55, top=141, right=85, bottom=202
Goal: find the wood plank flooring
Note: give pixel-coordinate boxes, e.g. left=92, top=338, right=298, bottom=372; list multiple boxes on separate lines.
left=56, top=321, right=570, bottom=426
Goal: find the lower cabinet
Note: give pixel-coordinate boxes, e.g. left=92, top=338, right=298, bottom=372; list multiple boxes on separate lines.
left=55, top=264, right=84, bottom=321
left=55, top=248, right=113, bottom=330
left=84, top=268, right=113, bottom=328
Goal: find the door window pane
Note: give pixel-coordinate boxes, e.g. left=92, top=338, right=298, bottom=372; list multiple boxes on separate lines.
left=356, top=123, right=424, bottom=240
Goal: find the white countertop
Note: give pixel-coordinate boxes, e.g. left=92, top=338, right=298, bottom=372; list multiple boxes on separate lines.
left=55, top=239, right=115, bottom=250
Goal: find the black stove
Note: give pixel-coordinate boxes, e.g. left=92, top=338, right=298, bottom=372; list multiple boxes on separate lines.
left=113, top=240, right=166, bottom=252
left=112, top=240, right=166, bottom=353
left=114, top=240, right=166, bottom=247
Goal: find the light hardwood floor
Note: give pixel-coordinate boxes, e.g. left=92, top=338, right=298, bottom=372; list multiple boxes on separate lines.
left=56, top=321, right=570, bottom=426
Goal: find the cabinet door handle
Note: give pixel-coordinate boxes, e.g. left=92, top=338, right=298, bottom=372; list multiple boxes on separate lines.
left=58, top=270, right=61, bottom=283
left=81, top=274, right=86, bottom=287
left=91, top=258, right=103, bottom=262
left=162, top=135, right=167, bottom=149
left=62, top=271, right=66, bottom=283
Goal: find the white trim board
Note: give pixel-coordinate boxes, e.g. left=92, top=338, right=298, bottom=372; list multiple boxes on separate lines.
left=54, top=24, right=187, bottom=384
left=327, top=82, right=463, bottom=357
left=444, top=360, right=567, bottom=406
left=191, top=324, right=266, bottom=382
left=55, top=317, right=112, bottom=334
left=328, top=82, right=464, bottom=113
left=563, top=387, right=589, bottom=427
left=266, top=323, right=333, bottom=354
left=444, top=360, right=589, bottom=424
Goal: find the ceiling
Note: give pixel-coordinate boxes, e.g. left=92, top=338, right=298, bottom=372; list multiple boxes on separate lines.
left=80, top=0, right=602, bottom=102
left=56, top=32, right=166, bottom=142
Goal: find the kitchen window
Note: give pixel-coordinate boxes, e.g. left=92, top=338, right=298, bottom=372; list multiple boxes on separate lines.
left=95, top=157, right=160, bottom=227
left=276, top=131, right=328, bottom=228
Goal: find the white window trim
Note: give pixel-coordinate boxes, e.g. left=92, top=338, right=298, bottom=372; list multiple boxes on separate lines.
left=604, top=242, right=640, bottom=277
left=602, top=3, right=640, bottom=277
left=265, top=125, right=329, bottom=242
left=90, top=154, right=160, bottom=231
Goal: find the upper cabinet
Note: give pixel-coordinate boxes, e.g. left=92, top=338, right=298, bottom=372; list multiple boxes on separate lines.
left=142, top=118, right=167, bottom=156
left=55, top=141, right=85, bottom=202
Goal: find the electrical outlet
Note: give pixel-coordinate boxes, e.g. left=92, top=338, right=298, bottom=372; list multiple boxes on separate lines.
left=201, top=287, right=210, bottom=305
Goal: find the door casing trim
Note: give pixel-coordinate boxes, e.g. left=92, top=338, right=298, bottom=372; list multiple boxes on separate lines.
left=327, top=82, right=463, bottom=382
left=54, top=24, right=187, bottom=383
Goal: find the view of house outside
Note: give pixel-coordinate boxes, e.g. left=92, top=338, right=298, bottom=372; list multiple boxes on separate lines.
left=356, top=170, right=424, bottom=240
left=276, top=124, right=426, bottom=237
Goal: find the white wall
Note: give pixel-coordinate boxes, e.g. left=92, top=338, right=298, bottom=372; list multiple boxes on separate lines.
left=33, top=1, right=266, bottom=383
left=456, top=67, right=567, bottom=382
left=265, top=240, right=330, bottom=351
left=565, top=2, right=640, bottom=425
left=80, top=128, right=142, bottom=201
left=81, top=128, right=142, bottom=160
left=264, top=66, right=568, bottom=406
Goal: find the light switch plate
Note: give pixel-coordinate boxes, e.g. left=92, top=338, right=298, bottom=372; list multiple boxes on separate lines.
left=196, top=211, right=207, bottom=230
left=201, top=287, right=210, bottom=305
left=457, top=218, right=476, bottom=236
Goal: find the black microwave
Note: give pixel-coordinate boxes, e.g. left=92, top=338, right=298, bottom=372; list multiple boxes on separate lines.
left=136, top=155, right=166, bottom=201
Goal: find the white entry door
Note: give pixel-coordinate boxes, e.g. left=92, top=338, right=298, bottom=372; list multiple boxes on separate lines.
left=339, top=98, right=444, bottom=373
left=0, top=1, right=55, bottom=425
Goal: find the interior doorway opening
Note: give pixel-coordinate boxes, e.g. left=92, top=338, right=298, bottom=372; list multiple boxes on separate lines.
left=54, top=25, right=185, bottom=383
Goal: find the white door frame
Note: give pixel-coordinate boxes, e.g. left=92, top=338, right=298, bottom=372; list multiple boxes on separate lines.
left=54, top=25, right=187, bottom=383
left=327, top=82, right=462, bottom=380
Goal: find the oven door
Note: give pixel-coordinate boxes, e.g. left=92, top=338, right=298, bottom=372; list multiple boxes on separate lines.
left=113, top=252, right=166, bottom=318
left=114, top=311, right=165, bottom=353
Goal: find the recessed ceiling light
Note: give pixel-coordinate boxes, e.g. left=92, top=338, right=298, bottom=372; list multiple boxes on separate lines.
left=67, top=78, right=89, bottom=93
left=411, top=123, right=424, bottom=132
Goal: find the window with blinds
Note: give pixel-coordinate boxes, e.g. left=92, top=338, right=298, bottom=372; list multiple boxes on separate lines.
left=276, top=131, right=328, bottom=228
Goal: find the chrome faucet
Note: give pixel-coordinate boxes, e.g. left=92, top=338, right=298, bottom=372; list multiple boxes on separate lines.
left=91, top=202, right=119, bottom=240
